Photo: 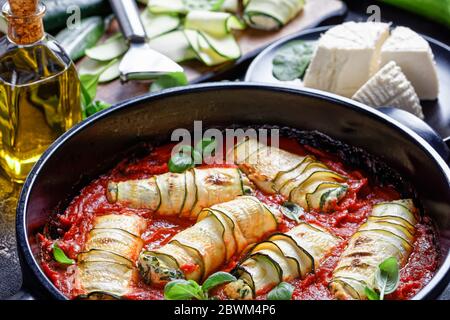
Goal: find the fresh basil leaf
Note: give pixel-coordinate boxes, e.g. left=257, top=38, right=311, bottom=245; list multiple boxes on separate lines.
left=267, top=282, right=294, bottom=300
left=52, top=243, right=75, bottom=265
left=150, top=72, right=188, bottom=93
left=364, top=287, right=380, bottom=300
left=280, top=202, right=303, bottom=223
left=164, top=279, right=205, bottom=300
left=169, top=152, right=195, bottom=173
left=79, top=73, right=100, bottom=106
left=376, top=256, right=399, bottom=298
left=84, top=100, right=111, bottom=118
left=202, top=271, right=237, bottom=294
left=272, top=40, right=315, bottom=81
left=195, top=138, right=216, bottom=157
left=79, top=59, right=118, bottom=109
left=178, top=145, right=203, bottom=165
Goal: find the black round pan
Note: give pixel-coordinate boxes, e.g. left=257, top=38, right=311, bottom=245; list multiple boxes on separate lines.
left=14, top=83, right=450, bottom=300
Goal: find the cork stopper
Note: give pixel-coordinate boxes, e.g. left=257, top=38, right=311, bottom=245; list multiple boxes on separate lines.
left=3, top=0, right=45, bottom=45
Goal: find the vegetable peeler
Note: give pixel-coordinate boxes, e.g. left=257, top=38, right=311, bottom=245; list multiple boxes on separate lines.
left=109, top=0, right=183, bottom=82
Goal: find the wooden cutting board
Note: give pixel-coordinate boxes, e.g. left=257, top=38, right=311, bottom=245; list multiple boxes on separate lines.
left=95, top=0, right=347, bottom=104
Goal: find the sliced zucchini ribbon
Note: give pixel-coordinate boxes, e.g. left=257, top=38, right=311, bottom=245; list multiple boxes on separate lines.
left=107, top=167, right=251, bottom=219
left=330, top=199, right=417, bottom=300
left=243, top=0, right=305, bottom=30
left=232, top=138, right=348, bottom=212
left=138, top=196, right=278, bottom=286
left=75, top=214, right=147, bottom=299
left=146, top=1, right=245, bottom=66
left=225, top=222, right=340, bottom=299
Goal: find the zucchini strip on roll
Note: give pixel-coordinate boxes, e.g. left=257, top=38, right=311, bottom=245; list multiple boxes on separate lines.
left=330, top=199, right=417, bottom=300
left=224, top=222, right=340, bottom=299
left=138, top=196, right=278, bottom=286
left=75, top=214, right=147, bottom=299
left=243, top=0, right=305, bottom=30
left=232, top=138, right=348, bottom=212
left=107, top=167, right=252, bottom=219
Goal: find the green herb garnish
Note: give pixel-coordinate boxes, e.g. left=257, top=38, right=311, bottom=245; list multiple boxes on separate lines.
left=272, top=40, right=315, bottom=81
left=365, top=256, right=400, bottom=300
left=150, top=72, right=188, bottom=93
left=52, top=243, right=75, bottom=265
left=84, top=100, right=112, bottom=117
left=195, top=137, right=216, bottom=158
left=168, top=138, right=216, bottom=173
left=168, top=152, right=196, bottom=173
left=79, top=59, right=117, bottom=118
left=267, top=282, right=294, bottom=300
left=164, top=271, right=236, bottom=300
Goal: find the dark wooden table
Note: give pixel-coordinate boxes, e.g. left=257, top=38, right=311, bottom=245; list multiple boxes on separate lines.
left=1, top=0, right=449, bottom=299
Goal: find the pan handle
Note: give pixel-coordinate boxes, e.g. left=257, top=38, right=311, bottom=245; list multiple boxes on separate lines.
left=378, top=107, right=450, bottom=163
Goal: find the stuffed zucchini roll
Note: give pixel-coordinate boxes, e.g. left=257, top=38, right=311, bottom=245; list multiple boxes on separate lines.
left=107, top=167, right=251, bottom=219
left=232, top=138, right=348, bottom=212
left=224, top=222, right=340, bottom=299
left=243, top=0, right=305, bottom=30
left=75, top=214, right=147, bottom=299
left=330, top=199, right=417, bottom=300
left=138, top=196, right=278, bottom=286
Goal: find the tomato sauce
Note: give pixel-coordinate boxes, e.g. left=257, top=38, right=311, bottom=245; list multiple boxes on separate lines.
left=37, top=138, right=440, bottom=300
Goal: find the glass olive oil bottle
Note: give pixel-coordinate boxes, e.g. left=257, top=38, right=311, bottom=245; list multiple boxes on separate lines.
left=0, top=0, right=81, bottom=182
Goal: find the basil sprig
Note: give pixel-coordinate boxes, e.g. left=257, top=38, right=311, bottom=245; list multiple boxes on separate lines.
left=79, top=59, right=116, bottom=119
left=52, top=243, right=75, bottom=265
left=267, top=282, right=294, bottom=300
left=168, top=145, right=200, bottom=173
left=280, top=202, right=303, bottom=223
left=150, top=72, right=188, bottom=93
left=164, top=271, right=236, bottom=300
left=365, top=257, right=400, bottom=300
left=168, top=138, right=217, bottom=173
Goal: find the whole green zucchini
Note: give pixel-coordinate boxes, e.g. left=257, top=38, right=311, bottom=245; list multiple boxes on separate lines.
left=43, top=0, right=111, bottom=32
left=381, top=0, right=450, bottom=28
left=56, top=16, right=105, bottom=61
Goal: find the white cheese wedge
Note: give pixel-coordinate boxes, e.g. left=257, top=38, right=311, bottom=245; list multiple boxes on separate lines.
left=381, top=26, right=439, bottom=100
left=352, top=61, right=424, bottom=119
left=303, top=22, right=390, bottom=98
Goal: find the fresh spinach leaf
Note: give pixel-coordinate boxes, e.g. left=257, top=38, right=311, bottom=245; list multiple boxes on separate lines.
left=202, top=271, right=237, bottom=294
left=267, top=282, right=294, bottom=300
left=272, top=40, right=315, bottom=81
left=280, top=201, right=303, bottom=223
left=164, top=279, right=206, bottom=300
left=52, top=243, right=75, bottom=265
left=150, top=72, right=188, bottom=93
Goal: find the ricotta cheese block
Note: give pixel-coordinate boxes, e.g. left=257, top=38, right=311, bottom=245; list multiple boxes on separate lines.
left=303, top=22, right=390, bottom=98
left=352, top=61, right=424, bottom=119
left=381, top=26, right=439, bottom=100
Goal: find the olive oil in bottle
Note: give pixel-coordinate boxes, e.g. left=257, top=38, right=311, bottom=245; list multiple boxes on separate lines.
left=0, top=0, right=81, bottom=182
